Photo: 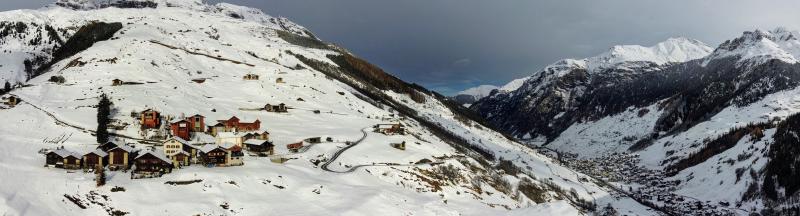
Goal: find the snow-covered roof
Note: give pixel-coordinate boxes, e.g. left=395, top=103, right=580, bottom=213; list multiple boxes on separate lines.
left=216, top=132, right=244, bottom=138
left=243, top=139, right=268, bottom=145
left=219, top=142, right=237, bottom=149
left=199, top=144, right=223, bottom=153
left=190, top=133, right=216, bottom=144
left=109, top=145, right=134, bottom=152
left=135, top=151, right=171, bottom=162
left=49, top=149, right=80, bottom=158
left=86, top=149, right=108, bottom=157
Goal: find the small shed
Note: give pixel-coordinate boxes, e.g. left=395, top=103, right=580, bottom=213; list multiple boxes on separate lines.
left=286, top=142, right=304, bottom=153
left=265, top=103, right=287, bottom=112
left=4, top=96, right=20, bottom=107
left=306, top=137, right=322, bottom=144
left=243, top=73, right=260, bottom=80
left=112, top=79, right=124, bottom=86
left=390, top=141, right=406, bottom=150
left=276, top=77, right=284, bottom=83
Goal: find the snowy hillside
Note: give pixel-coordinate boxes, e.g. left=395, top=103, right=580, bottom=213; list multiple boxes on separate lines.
left=471, top=28, right=800, bottom=214
left=0, top=1, right=657, bottom=215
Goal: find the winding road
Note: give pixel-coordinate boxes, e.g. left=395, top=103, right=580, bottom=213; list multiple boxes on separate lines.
left=320, top=127, right=369, bottom=173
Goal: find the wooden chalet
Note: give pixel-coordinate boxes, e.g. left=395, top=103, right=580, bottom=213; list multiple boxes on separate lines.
left=264, top=103, right=287, bottom=112
left=167, top=150, right=191, bottom=168
left=221, top=143, right=244, bottom=166
left=200, top=145, right=228, bottom=167
left=243, top=131, right=270, bottom=141
left=286, top=142, right=303, bottom=153
left=243, top=139, right=274, bottom=156
left=243, top=73, right=259, bottom=80
left=140, top=109, right=161, bottom=129
left=181, top=143, right=203, bottom=164
left=216, top=116, right=261, bottom=132
left=112, top=79, right=124, bottom=86
left=83, top=149, right=109, bottom=170
left=207, top=122, right=226, bottom=136
left=45, top=149, right=81, bottom=169
left=133, top=151, right=173, bottom=178
left=170, top=119, right=192, bottom=140
left=108, top=145, right=135, bottom=170
left=187, top=114, right=205, bottom=132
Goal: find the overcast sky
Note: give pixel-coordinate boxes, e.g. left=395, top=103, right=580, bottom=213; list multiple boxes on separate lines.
left=5, top=1, right=800, bottom=95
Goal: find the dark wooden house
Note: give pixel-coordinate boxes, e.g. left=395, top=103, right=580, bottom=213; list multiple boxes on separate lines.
left=265, top=103, right=287, bottom=112
left=112, top=79, right=124, bottom=86
left=306, top=137, right=322, bottom=143
left=201, top=146, right=228, bottom=167
left=45, top=149, right=80, bottom=169
left=83, top=149, right=109, bottom=170
left=243, top=73, right=259, bottom=80
left=108, top=145, right=134, bottom=170
left=133, top=151, right=173, bottom=177
left=243, top=139, right=274, bottom=156
left=140, top=109, right=161, bottom=129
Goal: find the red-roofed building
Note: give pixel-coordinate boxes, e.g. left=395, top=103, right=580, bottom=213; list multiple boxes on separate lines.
left=286, top=142, right=303, bottom=153
left=217, top=116, right=260, bottom=132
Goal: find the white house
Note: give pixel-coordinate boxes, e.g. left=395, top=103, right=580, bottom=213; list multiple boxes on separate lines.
left=215, top=132, right=245, bottom=146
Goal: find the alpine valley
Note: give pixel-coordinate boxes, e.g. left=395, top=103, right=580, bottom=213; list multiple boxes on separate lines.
left=0, top=0, right=668, bottom=215
left=471, top=28, right=800, bottom=215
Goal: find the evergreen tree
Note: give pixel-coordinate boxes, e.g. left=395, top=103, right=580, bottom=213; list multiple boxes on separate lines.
left=3, top=81, right=10, bottom=93
left=96, top=94, right=111, bottom=143
left=95, top=165, right=106, bottom=187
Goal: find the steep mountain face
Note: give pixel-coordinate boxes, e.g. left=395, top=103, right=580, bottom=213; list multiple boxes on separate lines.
left=471, top=29, right=800, bottom=214
left=0, top=1, right=657, bottom=215
left=471, top=38, right=713, bottom=140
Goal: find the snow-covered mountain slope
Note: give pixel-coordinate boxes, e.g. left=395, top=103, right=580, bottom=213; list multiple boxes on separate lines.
left=0, top=1, right=656, bottom=215
left=470, top=28, right=800, bottom=214
left=471, top=37, right=713, bottom=140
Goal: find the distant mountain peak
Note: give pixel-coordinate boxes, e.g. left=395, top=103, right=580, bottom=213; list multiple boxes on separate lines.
left=705, top=27, right=800, bottom=66
left=586, top=37, right=713, bottom=72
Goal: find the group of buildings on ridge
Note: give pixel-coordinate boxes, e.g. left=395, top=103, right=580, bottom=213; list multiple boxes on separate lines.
left=44, top=101, right=409, bottom=179
left=44, top=108, right=288, bottom=178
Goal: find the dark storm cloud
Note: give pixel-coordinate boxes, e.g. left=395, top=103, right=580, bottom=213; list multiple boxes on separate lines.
left=6, top=1, right=800, bottom=95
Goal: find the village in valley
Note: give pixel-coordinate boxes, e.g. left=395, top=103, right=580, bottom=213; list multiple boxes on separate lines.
left=39, top=93, right=408, bottom=179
